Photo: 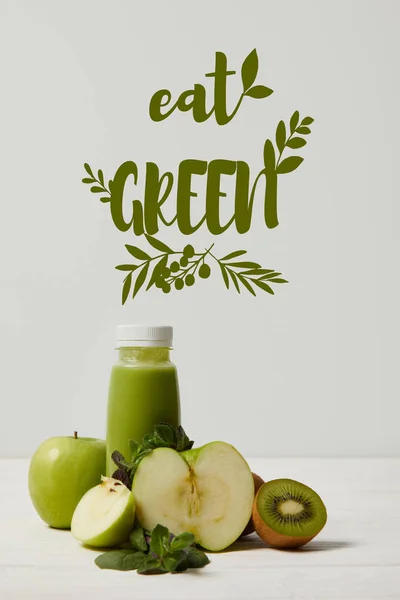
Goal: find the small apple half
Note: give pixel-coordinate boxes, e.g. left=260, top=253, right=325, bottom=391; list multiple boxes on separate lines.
left=71, top=477, right=135, bottom=547
left=132, top=442, right=254, bottom=551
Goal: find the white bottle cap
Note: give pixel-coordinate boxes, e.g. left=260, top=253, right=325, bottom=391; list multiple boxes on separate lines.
left=116, top=325, right=173, bottom=348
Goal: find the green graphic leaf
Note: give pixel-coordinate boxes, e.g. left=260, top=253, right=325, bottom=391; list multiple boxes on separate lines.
left=132, top=263, right=150, bottom=299
left=259, top=272, right=281, bottom=280
left=245, top=85, right=273, bottom=99
left=90, top=186, right=104, bottom=193
left=301, top=116, right=314, bottom=126
left=268, top=278, right=288, bottom=283
left=228, top=270, right=241, bottom=293
left=145, top=235, right=173, bottom=254
left=296, top=126, right=311, bottom=134
left=263, top=139, right=276, bottom=169
left=122, top=273, right=132, bottom=305
left=286, top=137, right=307, bottom=149
left=238, top=275, right=256, bottom=296
left=241, top=268, right=274, bottom=276
left=115, top=264, right=138, bottom=271
left=276, top=156, right=304, bottom=174
left=100, top=197, right=110, bottom=203
left=241, top=48, right=258, bottom=91
left=253, top=279, right=274, bottom=294
left=219, top=263, right=230, bottom=289
left=146, top=255, right=168, bottom=290
left=84, top=163, right=94, bottom=178
left=108, top=180, right=113, bottom=192
left=82, top=177, right=95, bottom=184
left=221, top=250, right=247, bottom=261
left=276, top=120, right=286, bottom=153
left=290, top=110, right=300, bottom=134
left=227, top=261, right=261, bottom=269
left=126, top=245, right=151, bottom=261
left=98, top=169, right=104, bottom=186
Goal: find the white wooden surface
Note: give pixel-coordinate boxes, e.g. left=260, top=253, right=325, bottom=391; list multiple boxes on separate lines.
left=0, top=458, right=399, bottom=599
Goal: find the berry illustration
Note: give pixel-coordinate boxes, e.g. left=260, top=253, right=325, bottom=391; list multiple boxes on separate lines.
left=180, top=256, right=189, bottom=267
left=199, top=264, right=211, bottom=279
left=170, top=261, right=180, bottom=273
left=185, top=274, right=195, bottom=286
left=183, top=245, right=195, bottom=259
left=175, top=279, right=184, bottom=291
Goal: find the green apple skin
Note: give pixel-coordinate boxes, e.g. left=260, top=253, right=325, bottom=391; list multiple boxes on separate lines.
left=28, top=436, right=106, bottom=529
left=71, top=479, right=136, bottom=548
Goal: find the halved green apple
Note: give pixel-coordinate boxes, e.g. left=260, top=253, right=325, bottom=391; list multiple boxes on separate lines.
left=132, top=441, right=254, bottom=551
left=71, top=477, right=135, bottom=547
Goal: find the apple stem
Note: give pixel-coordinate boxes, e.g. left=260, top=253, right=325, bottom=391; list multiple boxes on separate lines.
left=74, top=431, right=78, bottom=439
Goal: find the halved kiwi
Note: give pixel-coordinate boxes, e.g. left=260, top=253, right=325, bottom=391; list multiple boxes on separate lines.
left=252, top=478, right=327, bottom=549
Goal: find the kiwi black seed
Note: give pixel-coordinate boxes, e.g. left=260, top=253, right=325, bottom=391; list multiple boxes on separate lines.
left=252, top=478, right=327, bottom=549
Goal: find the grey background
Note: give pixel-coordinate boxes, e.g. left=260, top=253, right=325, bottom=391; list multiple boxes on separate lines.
left=1, top=0, right=399, bottom=457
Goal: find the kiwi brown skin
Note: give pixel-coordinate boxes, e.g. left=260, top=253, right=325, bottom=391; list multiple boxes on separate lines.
left=252, top=485, right=324, bottom=549
left=240, top=473, right=265, bottom=537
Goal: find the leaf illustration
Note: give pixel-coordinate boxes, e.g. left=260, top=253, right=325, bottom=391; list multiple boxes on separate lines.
left=221, top=250, right=247, bottom=261
left=109, top=180, right=113, bottom=192
left=116, top=264, right=138, bottom=271
left=238, top=275, right=256, bottom=296
left=228, top=270, right=241, bottom=293
left=253, top=279, right=274, bottom=294
left=146, top=255, right=168, bottom=290
left=276, top=120, right=286, bottom=153
left=245, top=85, right=273, bottom=99
left=84, top=163, right=94, bottom=178
left=241, top=268, right=274, bottom=276
left=286, top=137, right=307, bottom=149
left=301, top=116, right=314, bottom=125
left=122, top=273, right=132, bottom=305
left=90, top=186, right=104, bottom=193
left=100, top=197, right=110, bottom=203
left=290, top=111, right=299, bottom=134
left=126, top=245, right=151, bottom=261
left=263, top=139, right=276, bottom=169
left=98, top=169, right=104, bottom=186
left=276, top=156, right=304, bottom=174
left=82, top=177, right=95, bottom=184
left=219, top=263, right=230, bottom=289
left=296, top=126, right=311, bottom=135
left=268, top=278, right=288, bottom=283
left=241, top=48, right=258, bottom=91
left=227, top=261, right=261, bottom=269
left=145, top=235, right=173, bottom=254
left=259, top=272, right=281, bottom=280
left=132, top=263, right=149, bottom=299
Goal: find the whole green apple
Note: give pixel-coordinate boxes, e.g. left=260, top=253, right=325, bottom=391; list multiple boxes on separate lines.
left=28, top=433, right=106, bottom=529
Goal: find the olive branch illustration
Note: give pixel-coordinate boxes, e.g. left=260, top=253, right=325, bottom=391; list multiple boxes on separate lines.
left=82, top=111, right=312, bottom=304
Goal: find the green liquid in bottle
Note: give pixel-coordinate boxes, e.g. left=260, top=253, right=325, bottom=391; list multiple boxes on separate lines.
left=106, top=342, right=180, bottom=476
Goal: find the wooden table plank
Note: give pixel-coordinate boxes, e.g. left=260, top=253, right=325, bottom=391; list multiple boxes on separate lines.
left=0, top=458, right=399, bottom=599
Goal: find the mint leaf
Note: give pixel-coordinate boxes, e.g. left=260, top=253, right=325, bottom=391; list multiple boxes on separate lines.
left=163, top=550, right=188, bottom=573
left=150, top=524, right=170, bottom=558
left=95, top=550, right=146, bottom=571
left=171, top=532, right=195, bottom=551
left=176, top=425, right=194, bottom=452
left=137, top=557, right=164, bottom=575
left=129, top=438, right=139, bottom=458
left=130, top=527, right=148, bottom=552
left=154, top=423, right=176, bottom=446
left=185, top=547, right=210, bottom=569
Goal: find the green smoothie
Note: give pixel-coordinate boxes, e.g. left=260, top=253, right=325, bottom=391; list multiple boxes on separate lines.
left=106, top=328, right=180, bottom=476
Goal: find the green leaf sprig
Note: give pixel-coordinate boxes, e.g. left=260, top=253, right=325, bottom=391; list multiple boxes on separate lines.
left=82, top=163, right=113, bottom=202
left=95, top=524, right=210, bottom=574
left=116, top=237, right=287, bottom=303
left=274, top=112, right=314, bottom=174
left=111, top=422, right=194, bottom=489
